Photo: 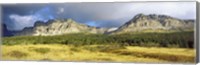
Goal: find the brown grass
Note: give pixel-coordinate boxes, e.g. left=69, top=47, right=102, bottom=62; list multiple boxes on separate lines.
left=1, top=44, right=195, bottom=63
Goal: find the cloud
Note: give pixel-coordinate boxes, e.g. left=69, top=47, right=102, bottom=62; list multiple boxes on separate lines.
left=54, top=2, right=195, bottom=28
left=9, top=14, right=38, bottom=30
left=34, top=7, right=55, bottom=21
left=124, top=2, right=196, bottom=19
left=57, top=7, right=65, bottom=14
left=4, top=2, right=196, bottom=30
left=7, top=7, right=56, bottom=30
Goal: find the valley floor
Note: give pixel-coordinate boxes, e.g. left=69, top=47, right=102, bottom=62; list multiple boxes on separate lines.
left=1, top=44, right=195, bottom=63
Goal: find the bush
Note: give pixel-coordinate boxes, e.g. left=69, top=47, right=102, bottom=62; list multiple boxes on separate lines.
left=84, top=44, right=126, bottom=52
left=7, top=50, right=28, bottom=58
left=70, top=47, right=80, bottom=52
left=33, top=48, right=50, bottom=54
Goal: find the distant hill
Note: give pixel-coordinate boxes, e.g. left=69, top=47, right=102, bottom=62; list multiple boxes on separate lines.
left=9, top=13, right=194, bottom=36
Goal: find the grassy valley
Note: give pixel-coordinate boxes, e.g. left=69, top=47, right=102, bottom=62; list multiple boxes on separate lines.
left=1, top=31, right=196, bottom=63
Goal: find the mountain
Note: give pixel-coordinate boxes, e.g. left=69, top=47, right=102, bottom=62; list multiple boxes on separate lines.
left=2, top=24, right=14, bottom=37
left=15, top=14, right=194, bottom=36
left=111, top=14, right=194, bottom=34
left=16, top=19, right=107, bottom=36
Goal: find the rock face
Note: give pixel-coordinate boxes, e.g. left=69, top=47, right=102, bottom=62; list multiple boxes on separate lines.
left=2, top=24, right=14, bottom=36
left=16, top=19, right=107, bottom=36
left=112, top=14, right=194, bottom=34
left=15, top=14, right=195, bottom=36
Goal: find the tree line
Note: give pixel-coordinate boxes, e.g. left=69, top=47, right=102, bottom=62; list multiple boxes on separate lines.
left=3, top=31, right=194, bottom=48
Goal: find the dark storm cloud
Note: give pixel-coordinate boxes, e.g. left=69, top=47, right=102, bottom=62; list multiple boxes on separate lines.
left=2, top=4, right=57, bottom=30
left=51, top=2, right=196, bottom=28
left=2, top=2, right=196, bottom=31
left=2, top=4, right=50, bottom=15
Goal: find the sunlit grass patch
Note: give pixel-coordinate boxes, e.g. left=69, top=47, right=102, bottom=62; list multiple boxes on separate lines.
left=32, top=48, right=50, bottom=54
left=82, top=44, right=125, bottom=52
left=1, top=44, right=195, bottom=63
left=6, top=50, right=28, bottom=59
left=111, top=46, right=195, bottom=63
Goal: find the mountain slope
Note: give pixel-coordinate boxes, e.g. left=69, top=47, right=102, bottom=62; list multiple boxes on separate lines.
left=15, top=14, right=195, bottom=36
left=2, top=24, right=14, bottom=36
left=112, top=14, right=194, bottom=34
left=16, top=19, right=107, bottom=36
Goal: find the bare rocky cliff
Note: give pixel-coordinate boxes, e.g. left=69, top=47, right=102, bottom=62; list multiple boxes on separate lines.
left=16, top=19, right=107, bottom=36
left=111, top=14, right=194, bottom=34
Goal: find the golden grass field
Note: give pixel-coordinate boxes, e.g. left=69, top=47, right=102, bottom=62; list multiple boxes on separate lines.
left=1, top=44, right=196, bottom=63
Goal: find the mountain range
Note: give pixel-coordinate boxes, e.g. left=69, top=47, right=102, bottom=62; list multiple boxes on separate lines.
left=112, top=14, right=194, bottom=34
left=3, top=14, right=195, bottom=36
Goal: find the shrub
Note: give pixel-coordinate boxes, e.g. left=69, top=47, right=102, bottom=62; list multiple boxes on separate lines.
left=7, top=50, right=28, bottom=58
left=70, top=47, right=80, bottom=52
left=33, top=48, right=50, bottom=54
left=40, top=58, right=52, bottom=61
left=84, top=44, right=126, bottom=52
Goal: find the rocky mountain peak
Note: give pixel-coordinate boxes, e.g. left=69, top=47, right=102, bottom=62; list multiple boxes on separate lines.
left=14, top=14, right=194, bottom=36
left=16, top=18, right=107, bottom=36
left=131, top=14, right=175, bottom=22
left=134, top=13, right=146, bottom=18
left=2, top=24, right=15, bottom=36
left=113, top=14, right=194, bottom=34
left=34, top=19, right=77, bottom=27
left=34, top=21, right=46, bottom=27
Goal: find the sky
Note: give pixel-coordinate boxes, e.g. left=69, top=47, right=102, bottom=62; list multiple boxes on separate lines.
left=2, top=2, right=196, bottom=31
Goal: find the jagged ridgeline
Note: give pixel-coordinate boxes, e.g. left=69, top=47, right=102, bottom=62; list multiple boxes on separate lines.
left=3, top=14, right=195, bottom=48
left=15, top=14, right=194, bottom=36
left=15, top=19, right=107, bottom=36
left=112, top=14, right=194, bottom=34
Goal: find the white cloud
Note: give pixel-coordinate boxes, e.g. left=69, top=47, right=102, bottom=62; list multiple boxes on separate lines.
left=58, top=2, right=195, bottom=23
left=57, top=7, right=64, bottom=14
left=96, top=2, right=196, bottom=20
left=7, top=2, right=196, bottom=30
left=92, top=2, right=196, bottom=26
left=9, top=14, right=38, bottom=30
